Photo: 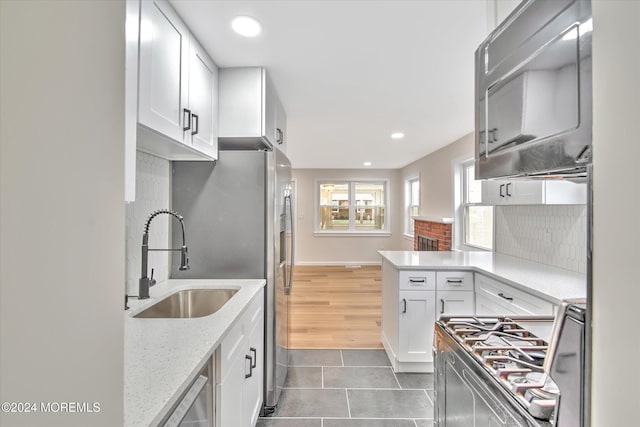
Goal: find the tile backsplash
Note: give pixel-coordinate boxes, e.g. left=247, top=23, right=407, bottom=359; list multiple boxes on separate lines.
left=495, top=205, right=587, bottom=274
left=125, top=151, right=171, bottom=295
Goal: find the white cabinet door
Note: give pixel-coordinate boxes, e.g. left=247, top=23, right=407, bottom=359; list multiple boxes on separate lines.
left=481, top=180, right=585, bottom=205
left=188, top=37, right=218, bottom=159
left=218, top=352, right=244, bottom=427
left=245, top=318, right=264, bottom=427
left=437, top=290, right=475, bottom=318
left=399, top=290, right=435, bottom=363
left=138, top=0, right=189, bottom=142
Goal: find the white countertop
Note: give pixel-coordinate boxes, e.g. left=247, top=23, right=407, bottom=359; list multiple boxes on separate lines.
left=124, top=278, right=265, bottom=427
left=378, top=251, right=586, bottom=304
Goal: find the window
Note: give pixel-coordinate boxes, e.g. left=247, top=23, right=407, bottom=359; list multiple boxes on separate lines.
left=462, top=161, right=493, bottom=250
left=318, top=181, right=388, bottom=233
left=406, top=177, right=420, bottom=235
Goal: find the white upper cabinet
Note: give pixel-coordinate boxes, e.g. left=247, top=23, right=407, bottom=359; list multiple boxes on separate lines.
left=136, top=0, right=218, bottom=161
left=218, top=67, right=287, bottom=152
left=187, top=37, right=218, bottom=159
left=482, top=180, right=587, bottom=205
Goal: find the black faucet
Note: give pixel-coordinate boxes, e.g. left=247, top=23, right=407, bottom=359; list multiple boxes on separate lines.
left=139, top=209, right=190, bottom=299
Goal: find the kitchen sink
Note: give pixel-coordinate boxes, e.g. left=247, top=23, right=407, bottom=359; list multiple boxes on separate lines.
left=133, top=288, right=238, bottom=319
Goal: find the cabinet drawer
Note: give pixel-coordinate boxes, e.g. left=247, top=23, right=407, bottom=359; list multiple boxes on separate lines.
left=219, top=290, right=263, bottom=379
left=244, top=288, right=264, bottom=331
left=399, top=271, right=436, bottom=291
left=475, top=274, right=554, bottom=315
left=436, top=271, right=474, bottom=291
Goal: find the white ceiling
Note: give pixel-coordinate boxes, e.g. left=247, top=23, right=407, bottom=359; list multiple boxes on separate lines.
left=170, top=0, right=491, bottom=169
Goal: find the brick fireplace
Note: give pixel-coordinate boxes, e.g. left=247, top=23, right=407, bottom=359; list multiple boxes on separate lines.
left=413, top=218, right=452, bottom=251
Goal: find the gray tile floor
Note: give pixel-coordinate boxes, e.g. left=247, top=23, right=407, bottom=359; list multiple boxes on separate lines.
left=257, top=350, right=434, bottom=427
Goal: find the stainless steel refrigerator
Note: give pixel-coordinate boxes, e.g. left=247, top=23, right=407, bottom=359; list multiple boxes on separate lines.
left=171, top=148, right=293, bottom=414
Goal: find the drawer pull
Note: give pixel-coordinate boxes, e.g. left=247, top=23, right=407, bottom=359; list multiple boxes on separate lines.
left=440, top=299, right=445, bottom=314
left=402, top=299, right=407, bottom=313
left=250, top=347, right=257, bottom=368
left=498, top=292, right=514, bottom=302
left=245, top=355, right=253, bottom=379
left=446, top=279, right=463, bottom=285
left=409, top=278, right=426, bottom=284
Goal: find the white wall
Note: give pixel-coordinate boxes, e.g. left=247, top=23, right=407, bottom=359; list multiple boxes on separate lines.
left=125, top=152, right=171, bottom=295
left=591, top=0, right=640, bottom=424
left=495, top=205, right=587, bottom=273
left=0, top=1, right=125, bottom=426
left=292, top=168, right=403, bottom=264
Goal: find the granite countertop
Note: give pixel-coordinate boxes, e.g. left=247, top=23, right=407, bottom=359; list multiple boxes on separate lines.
left=378, top=251, right=586, bottom=304
left=124, top=278, right=265, bottom=427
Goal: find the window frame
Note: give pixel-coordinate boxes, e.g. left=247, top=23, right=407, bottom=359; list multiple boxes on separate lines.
left=315, top=179, right=390, bottom=235
left=460, top=160, right=494, bottom=251
left=405, top=176, right=420, bottom=237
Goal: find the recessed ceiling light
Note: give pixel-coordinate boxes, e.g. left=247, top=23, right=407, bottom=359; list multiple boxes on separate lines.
left=363, top=162, right=372, bottom=166
left=231, top=16, right=262, bottom=37
left=391, top=132, right=404, bottom=140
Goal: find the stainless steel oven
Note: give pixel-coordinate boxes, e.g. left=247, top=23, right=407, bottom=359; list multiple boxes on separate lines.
left=475, top=0, right=592, bottom=179
left=434, top=301, right=587, bottom=426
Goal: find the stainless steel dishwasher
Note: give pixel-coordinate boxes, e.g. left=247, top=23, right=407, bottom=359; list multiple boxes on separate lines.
left=161, top=355, right=215, bottom=427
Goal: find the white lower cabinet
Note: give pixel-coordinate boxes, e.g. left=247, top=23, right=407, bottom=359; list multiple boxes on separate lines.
left=437, top=290, right=475, bottom=317
left=217, top=288, right=264, bottom=427
left=399, top=290, right=435, bottom=363
left=382, top=262, right=475, bottom=373
left=475, top=274, right=555, bottom=316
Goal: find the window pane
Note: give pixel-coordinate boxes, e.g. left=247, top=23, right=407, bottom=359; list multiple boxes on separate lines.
left=319, top=206, right=349, bottom=230
left=466, top=164, right=482, bottom=203
left=355, top=207, right=385, bottom=230
left=465, top=205, right=493, bottom=249
left=319, top=183, right=349, bottom=230
left=410, top=180, right=419, bottom=205
left=355, top=183, right=384, bottom=205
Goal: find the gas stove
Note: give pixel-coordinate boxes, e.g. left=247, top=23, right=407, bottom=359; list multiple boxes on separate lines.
left=434, top=303, right=586, bottom=427
left=442, top=317, right=557, bottom=421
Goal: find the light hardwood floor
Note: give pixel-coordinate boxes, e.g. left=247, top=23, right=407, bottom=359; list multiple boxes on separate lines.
left=288, top=265, right=383, bottom=349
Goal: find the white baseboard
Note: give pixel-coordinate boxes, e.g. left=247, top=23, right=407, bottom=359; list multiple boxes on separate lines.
left=294, top=261, right=382, bottom=267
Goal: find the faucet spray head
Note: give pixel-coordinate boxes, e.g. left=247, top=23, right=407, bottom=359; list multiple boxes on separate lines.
left=179, top=246, right=190, bottom=271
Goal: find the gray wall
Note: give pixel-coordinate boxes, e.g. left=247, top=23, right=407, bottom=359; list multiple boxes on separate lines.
left=591, top=0, right=640, bottom=423
left=0, top=1, right=125, bottom=426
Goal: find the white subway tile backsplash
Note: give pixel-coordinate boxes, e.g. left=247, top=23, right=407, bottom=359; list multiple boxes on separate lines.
left=495, top=205, right=587, bottom=274
left=125, top=152, right=171, bottom=295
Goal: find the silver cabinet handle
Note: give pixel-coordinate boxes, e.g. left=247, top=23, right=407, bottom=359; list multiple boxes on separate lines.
left=440, top=299, right=445, bottom=314
left=276, top=128, right=284, bottom=144
left=402, top=299, right=407, bottom=313
left=498, top=292, right=514, bottom=302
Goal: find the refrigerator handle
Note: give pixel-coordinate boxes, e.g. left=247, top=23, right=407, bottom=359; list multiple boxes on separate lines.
left=285, top=191, right=295, bottom=292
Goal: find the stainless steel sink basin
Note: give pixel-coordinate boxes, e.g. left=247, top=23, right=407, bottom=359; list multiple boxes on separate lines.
left=133, top=288, right=238, bottom=319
